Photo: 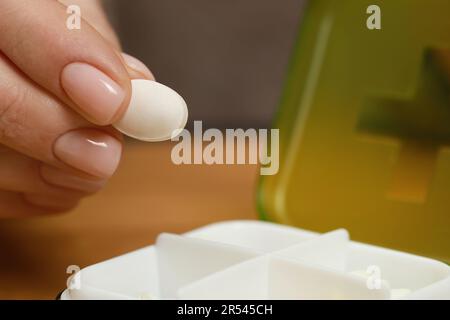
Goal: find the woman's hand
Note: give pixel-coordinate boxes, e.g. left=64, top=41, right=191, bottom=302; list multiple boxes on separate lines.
left=0, top=0, right=153, bottom=217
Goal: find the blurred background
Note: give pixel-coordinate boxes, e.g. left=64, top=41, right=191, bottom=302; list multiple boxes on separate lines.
left=104, top=0, right=306, bottom=128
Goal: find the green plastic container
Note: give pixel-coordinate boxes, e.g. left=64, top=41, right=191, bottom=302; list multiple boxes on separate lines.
left=259, top=0, right=450, bottom=262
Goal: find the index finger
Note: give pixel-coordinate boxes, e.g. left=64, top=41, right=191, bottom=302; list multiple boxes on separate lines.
left=0, top=0, right=131, bottom=125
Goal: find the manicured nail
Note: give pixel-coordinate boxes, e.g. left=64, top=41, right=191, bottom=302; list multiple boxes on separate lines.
left=61, top=63, right=125, bottom=124
left=40, top=165, right=107, bottom=193
left=54, top=129, right=122, bottom=178
left=122, top=53, right=154, bottom=79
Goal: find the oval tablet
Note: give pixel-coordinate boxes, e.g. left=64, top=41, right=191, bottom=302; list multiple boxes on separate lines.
left=113, top=80, right=188, bottom=142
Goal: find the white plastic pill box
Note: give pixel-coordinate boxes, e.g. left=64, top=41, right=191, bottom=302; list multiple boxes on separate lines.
left=60, top=220, right=450, bottom=300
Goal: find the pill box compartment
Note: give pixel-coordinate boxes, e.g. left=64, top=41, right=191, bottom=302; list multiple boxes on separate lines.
left=60, top=220, right=450, bottom=300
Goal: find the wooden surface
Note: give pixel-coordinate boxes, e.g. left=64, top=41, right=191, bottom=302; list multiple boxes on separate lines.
left=0, top=142, right=259, bottom=299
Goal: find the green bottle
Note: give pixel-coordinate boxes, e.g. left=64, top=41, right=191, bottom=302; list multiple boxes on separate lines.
left=259, top=0, right=450, bottom=262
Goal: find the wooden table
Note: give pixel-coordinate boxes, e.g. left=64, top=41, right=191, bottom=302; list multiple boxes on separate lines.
left=0, top=142, right=259, bottom=299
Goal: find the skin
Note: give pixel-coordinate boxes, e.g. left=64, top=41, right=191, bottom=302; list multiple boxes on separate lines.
left=0, top=0, right=154, bottom=218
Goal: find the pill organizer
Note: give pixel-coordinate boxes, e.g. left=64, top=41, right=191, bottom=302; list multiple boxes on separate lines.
left=60, top=220, right=450, bottom=300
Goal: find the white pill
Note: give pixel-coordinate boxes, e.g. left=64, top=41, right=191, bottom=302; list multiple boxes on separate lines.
left=113, top=79, right=188, bottom=142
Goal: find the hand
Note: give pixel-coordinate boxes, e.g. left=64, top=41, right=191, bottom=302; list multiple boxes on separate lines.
left=0, top=0, right=154, bottom=218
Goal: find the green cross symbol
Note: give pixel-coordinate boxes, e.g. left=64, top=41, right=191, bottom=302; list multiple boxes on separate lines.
left=358, top=49, right=450, bottom=203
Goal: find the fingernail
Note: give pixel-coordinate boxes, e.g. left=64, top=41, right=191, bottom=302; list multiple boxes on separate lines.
left=121, top=53, right=154, bottom=79
left=61, top=63, right=125, bottom=124
left=40, top=165, right=107, bottom=193
left=54, top=129, right=122, bottom=178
